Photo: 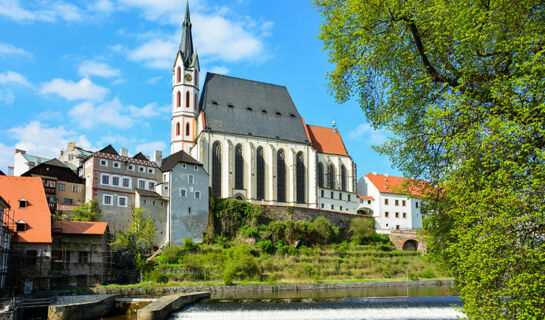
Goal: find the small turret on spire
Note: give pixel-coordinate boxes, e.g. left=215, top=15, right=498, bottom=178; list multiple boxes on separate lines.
left=179, top=1, right=195, bottom=67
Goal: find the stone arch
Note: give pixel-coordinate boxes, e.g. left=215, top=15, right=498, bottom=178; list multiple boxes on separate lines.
left=402, top=239, right=419, bottom=251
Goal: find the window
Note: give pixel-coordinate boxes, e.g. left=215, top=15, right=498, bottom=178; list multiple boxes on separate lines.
left=59, top=183, right=66, bottom=191
left=186, top=91, right=190, bottom=108
left=403, top=212, right=407, bottom=218
left=103, top=194, right=112, bottom=205
left=122, top=178, right=130, bottom=188
left=321, top=190, right=324, bottom=197
left=50, top=181, right=56, bottom=188
left=177, top=66, right=181, bottom=83
left=152, top=201, right=156, bottom=206
left=402, top=200, right=406, bottom=206
left=26, top=250, right=37, bottom=266
left=194, top=165, right=198, bottom=171
left=317, top=163, right=324, bottom=188
left=341, top=165, right=347, bottom=191
left=139, top=166, right=145, bottom=173
left=112, top=177, right=119, bottom=186
left=396, top=225, right=400, bottom=230
left=113, top=161, right=120, bottom=168
left=182, top=163, right=186, bottom=169
left=100, top=160, right=107, bottom=166
left=339, top=193, right=342, bottom=200
left=72, top=185, right=80, bottom=193
left=16, top=221, right=26, bottom=232
left=176, top=122, right=180, bottom=136
left=331, top=205, right=334, bottom=210
left=188, top=207, right=192, bottom=214
left=328, top=164, right=336, bottom=189
left=177, top=91, right=181, bottom=108
left=212, top=142, right=222, bottom=198
left=340, top=206, right=343, bottom=211
left=348, top=195, right=351, bottom=201
left=395, top=212, right=400, bottom=218
left=321, top=203, right=324, bottom=208
left=138, top=180, right=146, bottom=189
left=296, top=152, right=305, bottom=203
left=277, top=150, right=286, bottom=202
left=385, top=198, right=389, bottom=205
left=256, top=147, right=265, bottom=200
left=195, top=93, right=198, bottom=111
left=195, top=71, right=198, bottom=86
left=102, top=175, right=110, bottom=185
left=385, top=211, right=389, bottom=218
left=161, top=201, right=164, bottom=207
left=180, top=189, right=187, bottom=197
left=64, top=198, right=72, bottom=204
left=148, top=168, right=155, bottom=174
left=368, top=200, right=371, bottom=205
left=395, top=199, right=399, bottom=206
left=118, top=196, right=127, bottom=207
left=143, top=199, right=147, bottom=205
left=331, top=191, right=334, bottom=198
left=235, top=144, right=243, bottom=189
left=79, top=252, right=89, bottom=264
left=186, top=123, right=190, bottom=137
left=188, top=175, right=194, bottom=184
left=148, top=182, right=155, bottom=190
left=360, top=199, right=363, bottom=203
left=195, top=191, right=201, bottom=199
left=128, top=164, right=134, bottom=171
left=416, top=201, right=419, bottom=208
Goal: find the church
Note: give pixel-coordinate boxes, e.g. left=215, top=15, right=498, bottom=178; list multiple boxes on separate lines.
left=171, top=4, right=359, bottom=213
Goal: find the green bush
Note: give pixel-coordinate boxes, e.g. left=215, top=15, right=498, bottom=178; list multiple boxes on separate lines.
left=349, top=217, right=377, bottom=243
left=144, top=269, right=168, bottom=283
left=155, top=246, right=185, bottom=264
left=241, top=225, right=260, bottom=239
left=257, top=240, right=276, bottom=254
left=222, top=244, right=261, bottom=284
left=418, top=268, right=436, bottom=279
left=182, top=238, right=198, bottom=252
left=311, top=216, right=338, bottom=244
left=214, top=234, right=229, bottom=248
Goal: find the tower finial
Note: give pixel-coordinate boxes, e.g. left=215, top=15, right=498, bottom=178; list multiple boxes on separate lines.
left=179, top=0, right=195, bottom=67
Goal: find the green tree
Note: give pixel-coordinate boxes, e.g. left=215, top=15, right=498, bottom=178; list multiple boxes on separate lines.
left=349, top=217, right=377, bottom=244
left=112, top=208, right=156, bottom=277
left=70, top=200, right=102, bottom=221
left=315, top=0, right=545, bottom=318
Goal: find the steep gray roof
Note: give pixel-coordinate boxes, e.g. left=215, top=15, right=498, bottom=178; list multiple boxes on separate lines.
left=199, top=73, right=310, bottom=145
left=178, top=2, right=196, bottom=68
left=161, top=150, right=202, bottom=172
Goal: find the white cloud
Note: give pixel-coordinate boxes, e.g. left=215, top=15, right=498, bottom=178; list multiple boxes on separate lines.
left=209, top=66, right=228, bottom=74
left=128, top=38, right=177, bottom=69
left=0, top=42, right=31, bottom=58
left=0, top=71, right=30, bottom=86
left=88, top=0, right=115, bottom=14
left=78, top=60, right=120, bottom=78
left=135, top=141, right=166, bottom=155
left=7, top=121, right=78, bottom=159
left=0, top=89, right=15, bottom=104
left=0, top=0, right=85, bottom=23
left=0, top=143, right=13, bottom=173
left=146, top=76, right=162, bottom=84
left=68, top=98, right=164, bottom=129
left=41, top=78, right=109, bottom=101
left=348, top=123, right=388, bottom=145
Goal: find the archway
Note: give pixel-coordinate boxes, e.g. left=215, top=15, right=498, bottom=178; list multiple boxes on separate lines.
left=402, top=239, right=419, bottom=251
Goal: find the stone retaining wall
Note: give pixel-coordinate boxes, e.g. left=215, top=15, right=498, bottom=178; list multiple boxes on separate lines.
left=94, top=280, right=453, bottom=297
left=48, top=294, right=117, bottom=320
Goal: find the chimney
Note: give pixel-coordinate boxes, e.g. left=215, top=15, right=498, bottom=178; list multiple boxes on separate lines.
left=34, top=158, right=40, bottom=167
left=8, top=166, right=14, bottom=176
left=154, top=150, right=163, bottom=167
left=372, top=172, right=377, bottom=175
left=384, top=173, right=389, bottom=177
left=120, top=148, right=128, bottom=157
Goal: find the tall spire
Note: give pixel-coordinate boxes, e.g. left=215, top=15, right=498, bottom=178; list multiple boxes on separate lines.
left=179, top=1, right=195, bottom=67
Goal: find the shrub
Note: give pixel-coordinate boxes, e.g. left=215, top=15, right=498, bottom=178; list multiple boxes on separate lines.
left=418, top=268, right=436, bottom=279
left=241, top=225, right=260, bottom=239
left=214, top=234, right=229, bottom=248
left=257, top=240, right=276, bottom=254
left=222, top=244, right=261, bottom=284
left=144, top=269, right=168, bottom=283
left=182, top=238, right=198, bottom=252
left=349, top=217, right=377, bottom=243
left=155, top=246, right=185, bottom=264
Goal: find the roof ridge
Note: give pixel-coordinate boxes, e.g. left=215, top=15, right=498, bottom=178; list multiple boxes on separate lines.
left=206, top=72, right=287, bottom=89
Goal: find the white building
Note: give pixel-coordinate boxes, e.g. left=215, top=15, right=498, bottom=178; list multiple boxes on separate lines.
left=357, top=173, right=424, bottom=233
left=13, top=149, right=50, bottom=177
left=171, top=4, right=358, bottom=213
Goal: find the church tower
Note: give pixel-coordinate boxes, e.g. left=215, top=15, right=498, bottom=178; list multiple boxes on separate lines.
left=171, top=2, right=200, bottom=154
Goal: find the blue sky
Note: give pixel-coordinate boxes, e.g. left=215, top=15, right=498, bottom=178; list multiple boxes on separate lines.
left=0, top=0, right=400, bottom=178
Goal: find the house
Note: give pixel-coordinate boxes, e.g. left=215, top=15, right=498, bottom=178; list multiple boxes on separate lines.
left=0, top=196, right=14, bottom=291
left=82, top=145, right=165, bottom=238
left=21, top=159, right=85, bottom=213
left=59, top=142, right=93, bottom=174
left=0, top=176, right=52, bottom=293
left=13, top=149, right=50, bottom=177
left=161, top=149, right=209, bottom=245
left=50, top=220, right=111, bottom=288
left=358, top=173, right=425, bottom=233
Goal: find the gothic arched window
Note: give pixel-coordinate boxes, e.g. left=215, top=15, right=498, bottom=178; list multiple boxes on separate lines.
left=177, top=67, right=181, bottom=83
left=277, top=150, right=286, bottom=202
left=176, top=122, right=180, bottom=136
left=328, top=164, right=336, bottom=190
left=317, top=162, right=324, bottom=188
left=256, top=147, right=265, bottom=200
left=235, top=144, right=243, bottom=189
left=195, top=71, right=198, bottom=86
left=177, top=91, right=181, bottom=108
left=185, top=123, right=190, bottom=137
left=341, top=165, right=347, bottom=191
left=185, top=91, right=190, bottom=108
left=194, top=93, right=198, bottom=111
left=212, top=142, right=222, bottom=198
left=296, top=152, right=305, bottom=203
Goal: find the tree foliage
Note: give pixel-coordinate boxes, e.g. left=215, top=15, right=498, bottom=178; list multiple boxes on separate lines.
left=112, top=208, right=156, bottom=258
left=349, top=217, right=377, bottom=244
left=315, top=0, right=545, bottom=318
left=70, top=200, right=102, bottom=221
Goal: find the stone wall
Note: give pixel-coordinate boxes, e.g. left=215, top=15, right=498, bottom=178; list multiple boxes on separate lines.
left=388, top=231, right=427, bottom=253
left=258, top=204, right=368, bottom=230
left=48, top=294, right=117, bottom=320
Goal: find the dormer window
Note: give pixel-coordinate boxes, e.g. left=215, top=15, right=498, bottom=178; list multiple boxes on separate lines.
left=262, top=109, right=267, bottom=114
left=246, top=107, right=253, bottom=111
left=276, top=112, right=281, bottom=116
left=290, top=114, right=296, bottom=118
left=227, top=104, right=234, bottom=108
left=16, top=220, right=26, bottom=232
left=211, top=100, right=218, bottom=105
left=19, top=198, right=28, bottom=208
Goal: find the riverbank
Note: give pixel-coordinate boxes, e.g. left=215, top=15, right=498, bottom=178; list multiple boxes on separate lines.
left=94, top=279, right=454, bottom=296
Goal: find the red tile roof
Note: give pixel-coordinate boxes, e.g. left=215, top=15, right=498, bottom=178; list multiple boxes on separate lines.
left=357, top=195, right=374, bottom=200
left=0, top=176, right=52, bottom=243
left=52, top=220, right=108, bottom=235
left=305, top=124, right=349, bottom=156
left=366, top=173, right=428, bottom=196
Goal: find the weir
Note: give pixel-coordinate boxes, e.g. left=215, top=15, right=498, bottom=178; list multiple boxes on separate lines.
left=137, top=292, right=210, bottom=320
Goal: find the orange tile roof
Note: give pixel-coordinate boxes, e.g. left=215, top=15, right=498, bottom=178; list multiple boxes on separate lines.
left=0, top=176, right=52, bottom=243
left=357, top=195, right=374, bottom=200
left=366, top=173, right=429, bottom=197
left=52, top=220, right=108, bottom=235
left=305, top=124, right=349, bottom=156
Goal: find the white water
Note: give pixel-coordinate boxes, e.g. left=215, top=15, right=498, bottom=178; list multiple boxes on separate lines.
left=169, top=297, right=466, bottom=320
